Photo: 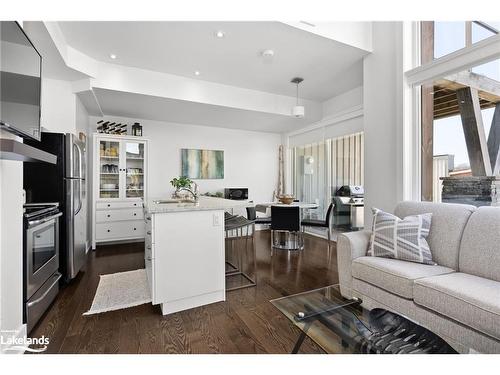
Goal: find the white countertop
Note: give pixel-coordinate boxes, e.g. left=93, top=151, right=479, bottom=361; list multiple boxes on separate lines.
left=145, top=196, right=249, bottom=214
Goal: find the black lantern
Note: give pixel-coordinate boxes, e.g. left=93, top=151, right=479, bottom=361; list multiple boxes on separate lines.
left=132, top=122, right=143, bottom=137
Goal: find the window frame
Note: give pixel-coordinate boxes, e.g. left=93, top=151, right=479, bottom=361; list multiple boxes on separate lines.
left=405, top=23, right=500, bottom=201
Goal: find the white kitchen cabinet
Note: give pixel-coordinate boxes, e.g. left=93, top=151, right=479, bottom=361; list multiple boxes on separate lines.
left=144, top=213, right=155, bottom=303
left=144, top=206, right=225, bottom=314
left=92, top=134, right=149, bottom=249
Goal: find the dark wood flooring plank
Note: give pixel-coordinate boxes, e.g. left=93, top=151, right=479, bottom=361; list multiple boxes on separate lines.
left=31, top=231, right=338, bottom=354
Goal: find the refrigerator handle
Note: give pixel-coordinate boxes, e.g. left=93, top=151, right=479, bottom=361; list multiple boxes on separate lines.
left=78, top=142, right=85, bottom=181
left=79, top=178, right=84, bottom=213
left=74, top=142, right=83, bottom=179
left=74, top=179, right=82, bottom=216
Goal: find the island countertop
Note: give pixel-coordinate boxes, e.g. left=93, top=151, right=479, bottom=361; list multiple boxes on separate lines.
left=144, top=196, right=249, bottom=214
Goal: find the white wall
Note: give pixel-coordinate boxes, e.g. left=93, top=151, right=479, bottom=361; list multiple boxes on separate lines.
left=322, top=86, right=363, bottom=119
left=288, top=85, right=364, bottom=147
left=89, top=116, right=282, bottom=203
left=41, top=78, right=76, bottom=134
left=0, top=131, right=26, bottom=352
left=363, top=22, right=405, bottom=223
left=283, top=22, right=372, bottom=52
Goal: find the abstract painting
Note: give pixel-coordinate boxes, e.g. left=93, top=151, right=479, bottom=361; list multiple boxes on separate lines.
left=181, top=149, right=224, bottom=179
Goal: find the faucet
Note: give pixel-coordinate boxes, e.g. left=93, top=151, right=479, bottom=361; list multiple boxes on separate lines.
left=178, top=181, right=199, bottom=202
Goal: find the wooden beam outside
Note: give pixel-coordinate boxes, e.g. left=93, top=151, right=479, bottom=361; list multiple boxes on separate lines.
left=433, top=93, right=497, bottom=120
left=465, top=21, right=473, bottom=48
left=456, top=87, right=493, bottom=176
left=487, top=103, right=500, bottom=175
left=445, top=71, right=500, bottom=99
left=421, top=21, right=434, bottom=201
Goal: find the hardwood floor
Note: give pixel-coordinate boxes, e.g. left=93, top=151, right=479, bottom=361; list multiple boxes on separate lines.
left=30, top=231, right=339, bottom=354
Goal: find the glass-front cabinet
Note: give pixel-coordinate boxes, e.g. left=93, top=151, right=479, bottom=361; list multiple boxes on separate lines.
left=99, top=139, right=121, bottom=199
left=125, top=141, right=145, bottom=198
left=95, top=135, right=148, bottom=200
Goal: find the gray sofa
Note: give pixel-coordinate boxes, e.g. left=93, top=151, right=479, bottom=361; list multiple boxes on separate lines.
left=337, top=201, right=500, bottom=353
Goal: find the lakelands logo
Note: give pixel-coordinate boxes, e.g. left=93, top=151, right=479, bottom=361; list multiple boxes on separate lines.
left=1, top=330, right=49, bottom=353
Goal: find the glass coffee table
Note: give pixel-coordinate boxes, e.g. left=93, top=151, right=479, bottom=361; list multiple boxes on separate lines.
left=270, top=284, right=457, bottom=354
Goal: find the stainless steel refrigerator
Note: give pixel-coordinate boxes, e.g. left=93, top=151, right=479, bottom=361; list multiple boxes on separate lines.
left=24, top=132, right=87, bottom=281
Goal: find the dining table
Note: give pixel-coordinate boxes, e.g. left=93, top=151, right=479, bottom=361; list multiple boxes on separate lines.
left=255, top=201, right=319, bottom=212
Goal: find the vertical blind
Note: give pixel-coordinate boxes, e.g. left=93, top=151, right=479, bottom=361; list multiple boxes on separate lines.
left=290, top=132, right=364, bottom=217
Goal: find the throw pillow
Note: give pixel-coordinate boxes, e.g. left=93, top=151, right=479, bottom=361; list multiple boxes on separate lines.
left=368, top=208, right=435, bottom=265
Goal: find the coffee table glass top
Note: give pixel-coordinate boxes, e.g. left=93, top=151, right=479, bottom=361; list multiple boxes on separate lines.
left=270, top=284, right=370, bottom=353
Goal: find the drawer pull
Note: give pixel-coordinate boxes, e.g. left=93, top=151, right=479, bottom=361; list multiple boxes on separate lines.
left=147, top=231, right=151, bottom=235
left=107, top=229, right=111, bottom=232
left=146, top=217, right=151, bottom=221
left=146, top=256, right=152, bottom=261
left=134, top=213, right=137, bottom=216
left=147, top=245, right=151, bottom=250
left=134, top=203, right=137, bottom=206
left=134, top=228, right=137, bottom=231
left=107, top=204, right=111, bottom=207
left=107, top=214, right=111, bottom=217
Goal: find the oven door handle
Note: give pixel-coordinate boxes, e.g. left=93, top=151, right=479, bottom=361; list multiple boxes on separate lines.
left=26, top=273, right=62, bottom=308
left=28, top=212, right=62, bottom=228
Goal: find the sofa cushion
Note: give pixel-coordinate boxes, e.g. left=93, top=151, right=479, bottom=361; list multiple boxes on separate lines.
left=414, top=273, right=500, bottom=339
left=459, top=207, right=500, bottom=282
left=368, top=208, right=434, bottom=264
left=394, top=201, right=476, bottom=269
left=351, top=256, right=455, bottom=299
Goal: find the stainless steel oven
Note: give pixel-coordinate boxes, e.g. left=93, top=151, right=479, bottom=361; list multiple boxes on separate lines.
left=24, top=203, right=62, bottom=332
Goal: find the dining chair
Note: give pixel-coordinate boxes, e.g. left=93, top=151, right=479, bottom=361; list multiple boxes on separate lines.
left=301, top=202, right=335, bottom=251
left=270, top=205, right=302, bottom=254
left=246, top=206, right=271, bottom=225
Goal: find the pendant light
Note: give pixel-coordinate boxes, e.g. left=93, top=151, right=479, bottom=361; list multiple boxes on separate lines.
left=291, top=77, right=305, bottom=118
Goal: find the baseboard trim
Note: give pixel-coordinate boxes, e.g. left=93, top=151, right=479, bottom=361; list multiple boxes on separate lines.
left=160, top=290, right=225, bottom=315
left=95, top=238, right=145, bottom=247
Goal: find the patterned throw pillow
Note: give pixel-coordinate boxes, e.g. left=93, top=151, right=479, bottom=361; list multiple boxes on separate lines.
left=368, top=208, right=435, bottom=265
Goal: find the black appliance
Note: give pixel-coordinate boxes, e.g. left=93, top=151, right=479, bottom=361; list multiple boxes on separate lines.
left=225, top=188, right=248, bottom=200
left=23, top=203, right=62, bottom=332
left=24, top=132, right=87, bottom=282
left=0, top=21, right=42, bottom=141
left=333, top=185, right=364, bottom=229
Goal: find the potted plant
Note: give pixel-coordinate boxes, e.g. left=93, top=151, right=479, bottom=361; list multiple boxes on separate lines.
left=170, top=176, right=193, bottom=198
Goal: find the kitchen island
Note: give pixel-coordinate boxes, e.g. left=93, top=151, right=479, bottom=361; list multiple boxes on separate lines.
left=143, top=196, right=248, bottom=315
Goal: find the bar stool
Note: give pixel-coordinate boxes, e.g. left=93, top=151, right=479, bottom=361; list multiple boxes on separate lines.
left=246, top=206, right=271, bottom=225
left=224, top=215, right=257, bottom=291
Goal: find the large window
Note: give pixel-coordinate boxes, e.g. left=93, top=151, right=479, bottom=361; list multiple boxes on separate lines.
left=429, top=21, right=500, bottom=61
left=290, top=132, right=364, bottom=218
left=420, top=21, right=500, bottom=201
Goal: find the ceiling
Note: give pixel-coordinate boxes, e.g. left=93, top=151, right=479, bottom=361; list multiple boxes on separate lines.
left=93, top=88, right=315, bottom=133
left=23, top=22, right=87, bottom=81
left=57, top=21, right=367, bottom=101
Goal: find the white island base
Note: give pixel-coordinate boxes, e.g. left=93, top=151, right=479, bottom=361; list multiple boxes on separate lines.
left=144, top=197, right=246, bottom=315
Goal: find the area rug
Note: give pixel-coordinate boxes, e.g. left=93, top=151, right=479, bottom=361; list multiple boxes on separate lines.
left=83, top=269, right=151, bottom=316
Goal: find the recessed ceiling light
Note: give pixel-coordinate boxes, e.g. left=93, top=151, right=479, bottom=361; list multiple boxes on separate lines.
left=262, top=49, right=275, bottom=58
left=110, top=54, right=117, bottom=59
left=194, top=71, right=200, bottom=76
left=215, top=30, right=225, bottom=38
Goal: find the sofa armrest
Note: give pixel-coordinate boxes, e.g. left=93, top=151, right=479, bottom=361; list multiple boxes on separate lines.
left=337, top=231, right=371, bottom=298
